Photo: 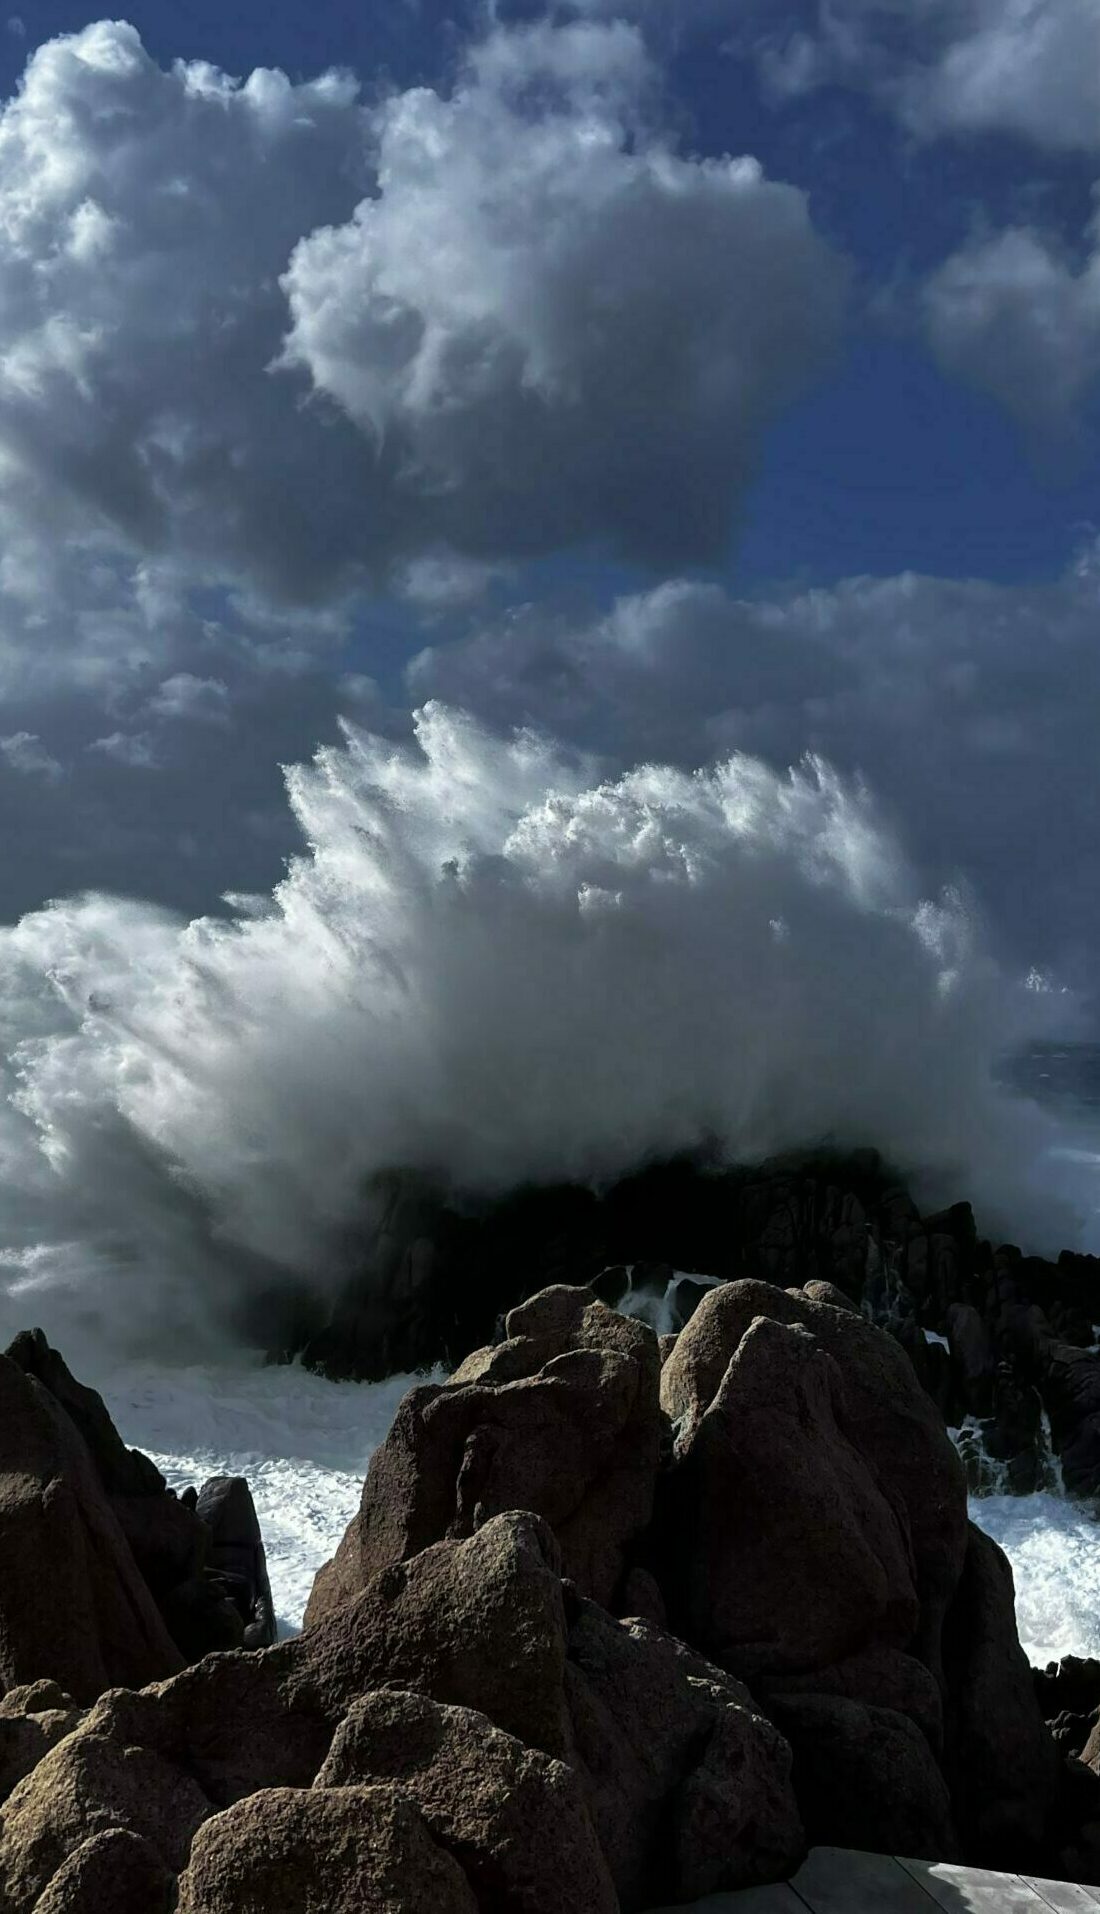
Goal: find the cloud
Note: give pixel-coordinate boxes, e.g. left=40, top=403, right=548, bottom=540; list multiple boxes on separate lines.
left=922, top=217, right=1100, bottom=432
left=396, top=552, right=511, bottom=613
left=0, top=15, right=846, bottom=620
left=147, top=674, right=231, bottom=726
left=753, top=0, right=1100, bottom=154
left=88, top=731, right=159, bottom=768
left=410, top=551, right=1100, bottom=992
left=0, top=731, right=62, bottom=780
left=278, top=18, right=849, bottom=570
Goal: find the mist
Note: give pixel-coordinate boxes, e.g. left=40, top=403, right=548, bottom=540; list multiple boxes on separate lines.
left=0, top=702, right=1088, bottom=1365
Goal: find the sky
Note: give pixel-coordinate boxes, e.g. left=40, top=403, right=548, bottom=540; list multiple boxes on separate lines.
left=0, top=0, right=1096, bottom=1004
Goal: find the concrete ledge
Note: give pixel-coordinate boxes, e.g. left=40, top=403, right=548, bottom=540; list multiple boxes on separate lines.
left=642, top=1847, right=1100, bottom=1912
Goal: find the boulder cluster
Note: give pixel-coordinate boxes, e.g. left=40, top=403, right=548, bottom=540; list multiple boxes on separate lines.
left=270, top=1152, right=1100, bottom=1507
left=4, top=1215, right=1100, bottom=1911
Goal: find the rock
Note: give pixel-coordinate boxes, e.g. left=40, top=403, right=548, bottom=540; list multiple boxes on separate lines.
left=661, top=1279, right=967, bottom=1677
left=176, top=1787, right=479, bottom=1914
left=0, top=1687, right=84, bottom=1807
left=314, top=1689, right=618, bottom=1914
left=767, top=1693, right=957, bottom=1860
left=3, top=1330, right=276, bottom=1669
left=30, top=1827, right=173, bottom=1914
left=72, top=1513, right=574, bottom=1825
left=195, top=1476, right=275, bottom=1648
left=5, top=1328, right=208, bottom=1607
left=981, top=1367, right=1045, bottom=1494
left=1043, top=1344, right=1100, bottom=1496
left=946, top=1303, right=995, bottom=1418
left=0, top=1726, right=210, bottom=1910
left=658, top=1311, right=919, bottom=1678
left=802, top=1280, right=858, bottom=1313
left=3, top=1331, right=165, bottom=1499
left=942, top=1522, right=1059, bottom=1864
left=0, top=1683, right=77, bottom=1719
left=562, top=1599, right=802, bottom=1910
left=757, top=1645, right=944, bottom=1755
left=308, top=1288, right=660, bottom=1620
left=1036, top=1657, right=1100, bottom=1723
left=0, top=1355, right=183, bottom=1702
left=619, top=1565, right=667, bottom=1628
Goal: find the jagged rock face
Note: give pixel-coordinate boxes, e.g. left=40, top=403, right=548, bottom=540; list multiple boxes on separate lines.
left=0, top=1510, right=803, bottom=1913
left=942, top=1523, right=1060, bottom=1865
left=284, top=1153, right=1100, bottom=1520
left=307, top=1286, right=661, bottom=1623
left=0, top=1355, right=183, bottom=1703
left=657, top=1311, right=921, bottom=1678
left=2, top=1332, right=274, bottom=1671
left=660, top=1279, right=967, bottom=1680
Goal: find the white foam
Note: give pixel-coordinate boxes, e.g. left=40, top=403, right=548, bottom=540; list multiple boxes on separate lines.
left=96, top=1357, right=430, bottom=1637
left=970, top=1492, right=1100, bottom=1668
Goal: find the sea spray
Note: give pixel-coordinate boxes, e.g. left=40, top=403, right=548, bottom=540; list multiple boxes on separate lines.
left=0, top=703, right=1089, bottom=1364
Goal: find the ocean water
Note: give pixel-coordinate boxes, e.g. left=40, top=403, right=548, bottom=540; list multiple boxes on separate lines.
left=96, top=1357, right=424, bottom=1638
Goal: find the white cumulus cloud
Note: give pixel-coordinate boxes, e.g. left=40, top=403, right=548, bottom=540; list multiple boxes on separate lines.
left=754, top=0, right=1100, bottom=154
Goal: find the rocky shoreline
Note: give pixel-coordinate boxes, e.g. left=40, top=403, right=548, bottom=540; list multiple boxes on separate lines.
left=277, top=1150, right=1100, bottom=1500
left=3, top=1154, right=1100, bottom=1908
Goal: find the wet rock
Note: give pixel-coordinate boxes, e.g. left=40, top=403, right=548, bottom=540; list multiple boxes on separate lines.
left=1044, top=1343, right=1100, bottom=1496
left=946, top=1303, right=995, bottom=1418
left=1036, top=1656, right=1100, bottom=1723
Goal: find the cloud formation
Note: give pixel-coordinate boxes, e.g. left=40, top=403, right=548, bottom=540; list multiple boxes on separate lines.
left=0, top=15, right=846, bottom=619
left=922, top=217, right=1100, bottom=433
left=412, top=552, right=1100, bottom=992
left=280, top=18, right=848, bottom=569
left=755, top=0, right=1100, bottom=154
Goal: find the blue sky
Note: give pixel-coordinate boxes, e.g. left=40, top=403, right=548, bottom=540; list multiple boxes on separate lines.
left=0, top=0, right=1095, bottom=1001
